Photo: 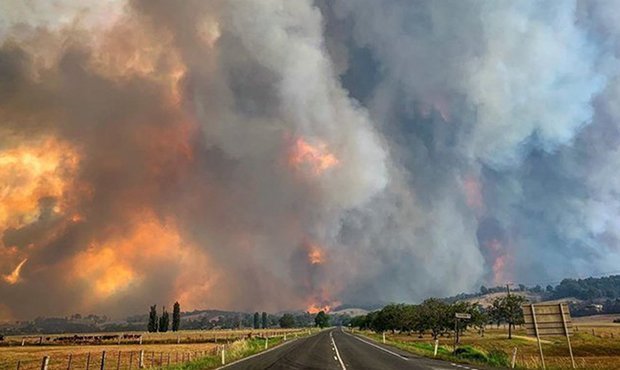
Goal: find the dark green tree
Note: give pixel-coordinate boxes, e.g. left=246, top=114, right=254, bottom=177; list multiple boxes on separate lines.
left=261, top=312, right=268, bottom=329
left=314, top=310, right=330, bottom=328
left=279, top=313, right=295, bottom=328
left=148, top=305, right=158, bottom=333
left=159, top=307, right=170, bottom=332
left=253, top=312, right=260, bottom=329
left=172, top=301, right=181, bottom=332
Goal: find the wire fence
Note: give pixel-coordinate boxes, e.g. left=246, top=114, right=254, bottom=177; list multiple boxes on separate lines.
left=0, top=347, right=221, bottom=370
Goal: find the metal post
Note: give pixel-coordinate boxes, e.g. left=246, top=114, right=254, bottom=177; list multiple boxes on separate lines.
left=138, top=350, right=144, bottom=369
left=100, top=351, right=106, bottom=370
left=382, top=332, right=386, bottom=344
left=511, top=347, right=518, bottom=368
left=433, top=340, right=439, bottom=357
left=530, top=304, right=546, bottom=370
left=559, top=304, right=576, bottom=369
left=221, top=347, right=225, bottom=365
left=265, top=337, right=268, bottom=350
left=41, top=356, right=50, bottom=370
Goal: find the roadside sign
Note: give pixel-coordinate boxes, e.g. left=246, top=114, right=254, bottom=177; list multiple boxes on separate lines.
left=454, top=313, right=471, bottom=319
left=522, top=303, right=575, bottom=369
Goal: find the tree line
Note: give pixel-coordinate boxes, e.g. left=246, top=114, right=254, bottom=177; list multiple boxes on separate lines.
left=147, top=302, right=181, bottom=332
left=350, top=295, right=526, bottom=339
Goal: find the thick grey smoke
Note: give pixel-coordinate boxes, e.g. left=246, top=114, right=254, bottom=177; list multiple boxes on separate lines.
left=1, top=0, right=620, bottom=319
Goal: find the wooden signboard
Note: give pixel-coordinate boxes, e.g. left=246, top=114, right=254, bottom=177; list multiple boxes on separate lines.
left=521, top=303, right=575, bottom=369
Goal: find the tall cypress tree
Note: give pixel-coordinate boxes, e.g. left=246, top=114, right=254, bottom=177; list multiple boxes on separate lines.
left=261, top=312, right=268, bottom=329
left=148, top=305, right=158, bottom=333
left=159, top=307, right=170, bottom=332
left=172, top=301, right=181, bottom=332
left=253, top=312, right=260, bottom=329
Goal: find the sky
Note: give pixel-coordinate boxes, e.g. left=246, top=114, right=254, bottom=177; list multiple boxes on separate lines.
left=1, top=0, right=620, bottom=320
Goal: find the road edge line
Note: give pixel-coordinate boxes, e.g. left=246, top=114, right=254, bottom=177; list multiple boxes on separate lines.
left=345, top=331, right=409, bottom=360
left=216, top=330, right=324, bottom=369
left=330, top=330, right=347, bottom=370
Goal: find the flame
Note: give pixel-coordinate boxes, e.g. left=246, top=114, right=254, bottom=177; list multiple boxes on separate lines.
left=307, top=303, right=331, bottom=314
left=0, top=137, right=80, bottom=234
left=2, top=258, right=28, bottom=285
left=307, top=244, right=325, bottom=265
left=484, top=239, right=511, bottom=284
left=289, top=137, right=339, bottom=175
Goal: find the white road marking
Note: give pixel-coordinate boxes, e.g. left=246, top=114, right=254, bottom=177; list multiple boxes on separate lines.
left=330, top=331, right=347, bottom=370
left=346, top=332, right=408, bottom=360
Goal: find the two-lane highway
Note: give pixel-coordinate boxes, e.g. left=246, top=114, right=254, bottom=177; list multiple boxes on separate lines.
left=222, top=328, right=483, bottom=370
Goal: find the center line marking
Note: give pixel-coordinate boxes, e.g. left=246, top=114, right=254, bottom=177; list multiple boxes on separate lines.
left=330, top=331, right=347, bottom=370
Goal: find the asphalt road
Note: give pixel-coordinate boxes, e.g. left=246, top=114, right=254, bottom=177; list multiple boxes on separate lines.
left=221, top=328, right=486, bottom=370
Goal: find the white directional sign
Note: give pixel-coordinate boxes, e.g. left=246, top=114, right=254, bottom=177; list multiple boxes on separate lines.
left=454, top=313, right=471, bottom=319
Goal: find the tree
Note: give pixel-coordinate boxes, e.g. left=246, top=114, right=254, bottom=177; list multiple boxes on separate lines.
left=159, top=307, right=170, bottom=332
left=546, top=284, right=554, bottom=293
left=279, top=313, right=295, bottom=328
left=172, top=302, right=181, bottom=332
left=490, top=295, right=526, bottom=339
left=261, top=312, right=268, bottom=329
left=148, top=305, right=158, bottom=333
left=480, top=285, right=489, bottom=295
left=315, top=310, right=330, bottom=328
left=253, top=312, right=260, bottom=329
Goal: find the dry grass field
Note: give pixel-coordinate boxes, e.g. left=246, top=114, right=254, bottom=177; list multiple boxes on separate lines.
left=0, top=329, right=309, bottom=370
left=361, top=315, right=620, bottom=369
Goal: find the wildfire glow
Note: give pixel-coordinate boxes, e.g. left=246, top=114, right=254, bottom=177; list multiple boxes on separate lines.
left=307, top=303, right=332, bottom=314
left=289, top=138, right=339, bottom=175
left=2, top=258, right=28, bottom=285
left=307, top=244, right=325, bottom=265
left=0, top=137, right=80, bottom=234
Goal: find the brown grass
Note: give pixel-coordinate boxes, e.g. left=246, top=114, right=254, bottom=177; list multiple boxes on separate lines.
left=372, top=317, right=620, bottom=369
left=0, top=329, right=308, bottom=370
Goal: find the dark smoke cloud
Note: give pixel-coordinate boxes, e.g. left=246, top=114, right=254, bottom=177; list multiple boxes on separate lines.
left=1, top=0, right=619, bottom=319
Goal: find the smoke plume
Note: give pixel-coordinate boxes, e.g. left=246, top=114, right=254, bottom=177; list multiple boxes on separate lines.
left=1, top=0, right=620, bottom=319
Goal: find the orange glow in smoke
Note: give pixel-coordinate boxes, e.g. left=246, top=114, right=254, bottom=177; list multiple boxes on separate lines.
left=307, top=244, right=325, bottom=265
left=0, top=137, right=80, bottom=233
left=2, top=258, right=28, bottom=285
left=289, top=138, right=339, bottom=175
left=71, top=211, right=216, bottom=308
left=307, top=303, right=332, bottom=314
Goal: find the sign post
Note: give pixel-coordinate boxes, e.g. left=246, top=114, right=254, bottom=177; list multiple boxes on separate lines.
left=522, top=303, right=574, bottom=370
left=454, top=313, right=471, bottom=351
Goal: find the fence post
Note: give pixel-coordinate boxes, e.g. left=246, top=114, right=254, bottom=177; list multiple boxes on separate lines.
left=100, top=351, right=106, bottom=370
left=433, top=340, right=439, bottom=357
left=167, top=353, right=170, bottom=367
left=265, top=336, right=268, bottom=350
left=16, top=360, right=21, bottom=370
left=382, top=332, right=386, bottom=344
left=511, top=347, right=518, bottom=368
left=67, top=354, right=73, bottom=370
left=21, top=338, right=25, bottom=346
left=177, top=336, right=180, bottom=344
left=41, top=356, right=50, bottom=370
left=159, top=352, right=163, bottom=368
left=116, top=351, right=121, bottom=370
left=128, top=352, right=134, bottom=370
left=138, top=350, right=144, bottom=369
left=86, top=353, right=91, bottom=370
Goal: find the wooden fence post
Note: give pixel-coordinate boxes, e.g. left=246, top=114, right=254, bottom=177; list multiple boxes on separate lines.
left=138, top=350, right=144, bottom=369
left=86, top=353, right=91, bottom=370
left=67, top=354, right=73, bottom=370
left=167, top=353, right=170, bottom=367
left=16, top=360, right=21, bottom=370
left=511, top=347, right=518, bottom=368
left=116, top=351, right=121, bottom=370
left=129, top=352, right=134, bottom=370
left=100, top=351, right=106, bottom=370
left=221, top=346, right=225, bottom=365
left=150, top=352, right=154, bottom=367
left=433, top=340, right=439, bottom=357
left=41, top=356, right=50, bottom=370
left=159, top=352, right=163, bottom=368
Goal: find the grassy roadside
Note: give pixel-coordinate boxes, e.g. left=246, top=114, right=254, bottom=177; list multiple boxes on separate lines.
left=353, top=330, right=510, bottom=368
left=165, top=330, right=318, bottom=370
